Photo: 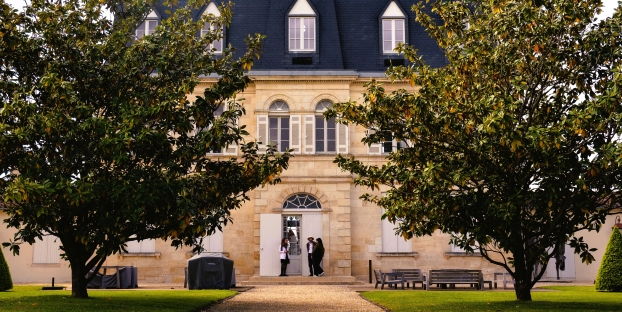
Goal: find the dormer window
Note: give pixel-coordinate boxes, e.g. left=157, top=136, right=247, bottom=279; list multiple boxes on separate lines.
left=381, top=1, right=406, bottom=53
left=288, top=0, right=316, bottom=52
left=201, top=2, right=223, bottom=53
left=136, top=10, right=159, bottom=39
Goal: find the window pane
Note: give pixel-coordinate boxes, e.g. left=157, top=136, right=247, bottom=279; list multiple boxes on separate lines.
left=148, top=20, right=157, bottom=34
left=327, top=140, right=336, bottom=152
left=327, top=118, right=336, bottom=152
left=290, top=18, right=300, bottom=50
left=315, top=117, right=324, bottom=152
left=281, top=118, right=289, bottom=139
left=395, top=20, right=404, bottom=44
left=213, top=39, right=222, bottom=52
left=269, top=118, right=279, bottom=144
left=136, top=21, right=146, bottom=39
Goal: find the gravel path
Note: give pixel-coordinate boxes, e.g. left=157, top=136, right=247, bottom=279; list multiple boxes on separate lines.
left=202, top=285, right=385, bottom=312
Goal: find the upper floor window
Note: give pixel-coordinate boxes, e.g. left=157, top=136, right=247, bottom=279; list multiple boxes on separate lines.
left=135, top=10, right=159, bottom=39
left=288, top=0, right=316, bottom=52
left=381, top=1, right=406, bottom=53
left=315, top=101, right=336, bottom=153
left=367, top=130, right=406, bottom=155
left=269, top=101, right=290, bottom=152
left=201, top=2, right=223, bottom=53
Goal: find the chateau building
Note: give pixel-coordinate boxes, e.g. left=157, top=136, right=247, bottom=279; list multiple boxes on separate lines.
left=1, top=0, right=618, bottom=285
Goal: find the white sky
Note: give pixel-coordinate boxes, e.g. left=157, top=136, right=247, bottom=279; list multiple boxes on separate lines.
left=3, top=0, right=621, bottom=18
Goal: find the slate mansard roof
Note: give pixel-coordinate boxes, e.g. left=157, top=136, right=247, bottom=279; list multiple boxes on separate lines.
left=153, top=0, right=446, bottom=73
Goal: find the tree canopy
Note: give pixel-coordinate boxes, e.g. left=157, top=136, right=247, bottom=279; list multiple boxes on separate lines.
left=0, top=0, right=289, bottom=298
left=326, top=0, right=622, bottom=301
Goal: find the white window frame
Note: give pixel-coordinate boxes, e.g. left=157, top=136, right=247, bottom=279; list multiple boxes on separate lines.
left=314, top=101, right=336, bottom=153
left=267, top=101, right=292, bottom=153
left=33, top=234, right=61, bottom=264
left=289, top=17, right=316, bottom=52
left=202, top=22, right=223, bottom=54
left=382, top=19, right=405, bottom=53
left=135, top=11, right=159, bottom=40
left=201, top=2, right=223, bottom=54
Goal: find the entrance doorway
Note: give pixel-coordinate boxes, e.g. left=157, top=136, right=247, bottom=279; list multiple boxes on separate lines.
left=283, top=215, right=301, bottom=275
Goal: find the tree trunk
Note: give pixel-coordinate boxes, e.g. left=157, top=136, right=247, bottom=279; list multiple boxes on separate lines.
left=513, top=279, right=533, bottom=301
left=70, top=260, right=89, bottom=298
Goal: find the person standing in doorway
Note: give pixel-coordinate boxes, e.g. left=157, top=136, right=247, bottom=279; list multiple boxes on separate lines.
left=313, top=237, right=325, bottom=276
left=279, top=238, right=289, bottom=276
left=306, top=236, right=315, bottom=276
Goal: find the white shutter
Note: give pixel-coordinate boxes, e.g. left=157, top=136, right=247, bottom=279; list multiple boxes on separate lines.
left=126, top=239, right=155, bottom=253
left=260, top=214, right=282, bottom=276
left=290, top=115, right=302, bottom=154
left=336, top=124, right=349, bottom=154
left=303, top=115, right=315, bottom=154
left=203, top=230, right=224, bottom=253
left=33, top=235, right=60, bottom=264
left=301, top=213, right=323, bottom=276
left=223, top=104, right=238, bottom=155
left=257, top=115, right=269, bottom=153
left=381, top=217, right=397, bottom=252
left=397, top=233, right=412, bottom=252
left=367, top=129, right=382, bottom=155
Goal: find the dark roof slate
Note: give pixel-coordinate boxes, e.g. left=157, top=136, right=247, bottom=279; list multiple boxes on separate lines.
left=153, top=0, right=445, bottom=72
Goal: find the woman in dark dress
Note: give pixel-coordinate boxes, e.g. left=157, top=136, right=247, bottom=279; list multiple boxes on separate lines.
left=279, top=238, right=289, bottom=276
left=312, top=238, right=325, bottom=276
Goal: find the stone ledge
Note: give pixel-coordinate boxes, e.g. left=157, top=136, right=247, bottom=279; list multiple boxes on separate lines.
left=374, top=252, right=419, bottom=258
left=444, top=252, right=482, bottom=257
left=118, top=252, right=162, bottom=259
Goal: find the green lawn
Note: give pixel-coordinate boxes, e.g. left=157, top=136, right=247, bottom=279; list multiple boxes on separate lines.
left=0, top=286, right=235, bottom=312
left=361, top=286, right=622, bottom=312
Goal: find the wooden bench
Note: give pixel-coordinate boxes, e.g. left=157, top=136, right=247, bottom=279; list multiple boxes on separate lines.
left=373, top=269, right=405, bottom=290
left=392, top=269, right=427, bottom=290
left=426, top=269, right=483, bottom=290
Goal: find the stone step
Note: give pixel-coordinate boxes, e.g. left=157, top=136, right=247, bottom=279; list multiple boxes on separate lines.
left=239, top=275, right=361, bottom=286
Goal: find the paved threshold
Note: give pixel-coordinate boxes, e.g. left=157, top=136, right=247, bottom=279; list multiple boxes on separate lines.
left=201, top=285, right=384, bottom=312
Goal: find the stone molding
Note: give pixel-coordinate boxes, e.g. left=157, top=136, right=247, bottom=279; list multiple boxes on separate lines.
left=374, top=252, right=419, bottom=258
left=444, top=252, right=482, bottom=257
left=118, top=252, right=162, bottom=259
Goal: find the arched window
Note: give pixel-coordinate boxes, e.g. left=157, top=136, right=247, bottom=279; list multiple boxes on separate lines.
left=315, top=101, right=336, bottom=153
left=283, top=193, right=321, bottom=209
left=269, top=101, right=290, bottom=152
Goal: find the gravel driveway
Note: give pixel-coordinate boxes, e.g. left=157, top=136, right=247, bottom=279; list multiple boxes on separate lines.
left=202, top=285, right=385, bottom=312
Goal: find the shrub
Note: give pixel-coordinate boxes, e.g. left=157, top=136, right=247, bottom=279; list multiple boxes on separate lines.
left=0, top=247, right=13, bottom=291
left=595, top=227, right=622, bottom=292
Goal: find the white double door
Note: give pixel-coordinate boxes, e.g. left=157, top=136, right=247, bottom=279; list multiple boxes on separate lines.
left=260, top=213, right=322, bottom=276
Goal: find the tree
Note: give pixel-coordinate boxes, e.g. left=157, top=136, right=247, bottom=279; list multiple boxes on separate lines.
left=0, top=0, right=289, bottom=298
left=326, top=0, right=622, bottom=301
left=595, top=227, right=622, bottom=291
left=0, top=246, right=12, bottom=291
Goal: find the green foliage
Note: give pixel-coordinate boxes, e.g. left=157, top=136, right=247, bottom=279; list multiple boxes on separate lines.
left=595, top=228, right=622, bottom=291
left=0, top=247, right=12, bottom=291
left=326, top=0, right=622, bottom=301
left=0, top=0, right=289, bottom=297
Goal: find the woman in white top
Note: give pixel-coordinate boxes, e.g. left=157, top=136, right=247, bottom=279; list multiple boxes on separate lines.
left=279, top=238, right=289, bottom=276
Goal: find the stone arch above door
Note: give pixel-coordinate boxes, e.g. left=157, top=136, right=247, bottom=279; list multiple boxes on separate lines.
left=275, top=186, right=332, bottom=212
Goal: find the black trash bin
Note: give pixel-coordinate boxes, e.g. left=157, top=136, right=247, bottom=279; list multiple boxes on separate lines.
left=187, top=253, right=234, bottom=290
